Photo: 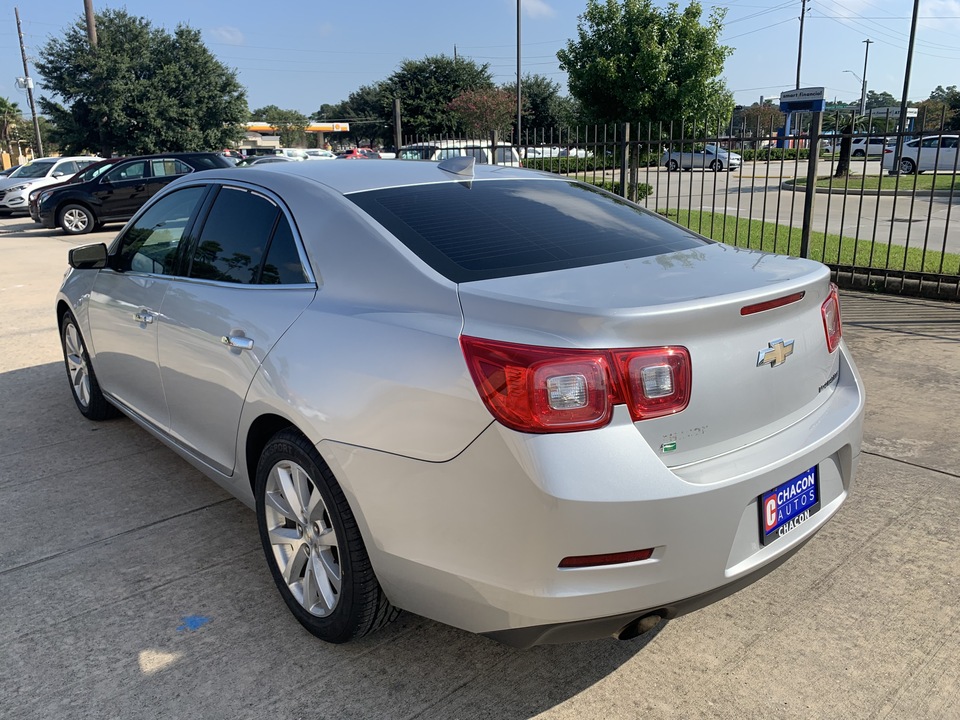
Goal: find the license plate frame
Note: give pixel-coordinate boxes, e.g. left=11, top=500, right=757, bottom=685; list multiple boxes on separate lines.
left=759, top=466, right=820, bottom=546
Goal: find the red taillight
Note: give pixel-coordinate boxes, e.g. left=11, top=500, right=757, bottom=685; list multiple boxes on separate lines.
left=821, top=283, right=842, bottom=353
left=559, top=548, right=654, bottom=568
left=460, top=336, right=691, bottom=433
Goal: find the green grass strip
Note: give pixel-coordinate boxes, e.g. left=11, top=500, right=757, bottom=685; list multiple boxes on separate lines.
left=811, top=173, right=959, bottom=192
left=661, top=208, right=960, bottom=276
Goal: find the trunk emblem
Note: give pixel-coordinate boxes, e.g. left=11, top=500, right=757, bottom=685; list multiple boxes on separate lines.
left=757, top=339, right=794, bottom=368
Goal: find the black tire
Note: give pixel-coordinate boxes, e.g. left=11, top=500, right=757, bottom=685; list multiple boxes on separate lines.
left=60, top=311, right=119, bottom=421
left=59, top=204, right=95, bottom=235
left=898, top=158, right=916, bottom=175
left=255, top=429, right=398, bottom=643
left=667, top=159, right=679, bottom=172
left=709, top=159, right=723, bottom=171
left=853, top=149, right=865, bottom=158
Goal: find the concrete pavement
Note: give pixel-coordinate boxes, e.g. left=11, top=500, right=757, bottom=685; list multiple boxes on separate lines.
left=1, top=214, right=958, bottom=719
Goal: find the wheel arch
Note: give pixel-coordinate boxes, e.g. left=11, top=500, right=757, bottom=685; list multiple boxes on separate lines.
left=244, top=413, right=298, bottom=496
left=56, top=198, right=97, bottom=225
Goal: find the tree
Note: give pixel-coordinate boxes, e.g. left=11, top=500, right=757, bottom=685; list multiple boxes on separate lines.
left=926, top=85, right=960, bottom=130
left=0, top=97, right=21, bottom=159
left=36, top=9, right=247, bottom=156
left=250, top=105, right=309, bottom=146
left=865, top=90, right=898, bottom=110
left=380, top=55, right=494, bottom=138
left=739, top=100, right=785, bottom=134
left=500, top=74, right=582, bottom=134
left=557, top=0, right=733, bottom=128
left=448, top=89, right=517, bottom=138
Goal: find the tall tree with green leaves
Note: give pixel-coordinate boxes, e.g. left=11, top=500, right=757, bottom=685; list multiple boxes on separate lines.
left=36, top=9, right=247, bottom=156
left=448, top=89, right=517, bottom=138
left=500, top=73, right=583, bottom=134
left=250, top=105, right=310, bottom=146
left=380, top=55, right=494, bottom=138
left=557, top=0, right=733, bottom=128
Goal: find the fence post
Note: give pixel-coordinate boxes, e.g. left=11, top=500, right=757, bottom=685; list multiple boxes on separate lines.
left=490, top=129, right=499, bottom=165
left=800, top=111, right=822, bottom=259
left=619, top=123, right=630, bottom=198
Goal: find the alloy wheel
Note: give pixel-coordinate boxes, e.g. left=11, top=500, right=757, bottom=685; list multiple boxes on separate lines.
left=63, top=321, right=91, bottom=408
left=62, top=208, right=90, bottom=233
left=263, top=459, right=341, bottom=616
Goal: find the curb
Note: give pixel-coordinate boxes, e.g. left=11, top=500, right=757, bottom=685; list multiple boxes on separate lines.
left=781, top=179, right=958, bottom=196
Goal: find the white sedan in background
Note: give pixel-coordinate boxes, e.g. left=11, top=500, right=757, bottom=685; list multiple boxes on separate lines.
left=882, top=135, right=959, bottom=174
left=661, top=144, right=742, bottom=172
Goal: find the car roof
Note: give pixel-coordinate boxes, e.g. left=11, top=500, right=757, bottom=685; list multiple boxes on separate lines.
left=209, top=159, right=541, bottom=195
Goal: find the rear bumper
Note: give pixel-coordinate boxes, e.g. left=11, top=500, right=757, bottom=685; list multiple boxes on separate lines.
left=319, top=343, right=864, bottom=646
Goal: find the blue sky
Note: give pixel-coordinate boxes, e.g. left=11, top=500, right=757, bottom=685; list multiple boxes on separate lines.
left=3, top=0, right=960, bottom=119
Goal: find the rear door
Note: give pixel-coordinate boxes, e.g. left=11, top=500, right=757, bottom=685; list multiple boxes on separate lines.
left=145, top=158, right=194, bottom=201
left=158, top=183, right=315, bottom=474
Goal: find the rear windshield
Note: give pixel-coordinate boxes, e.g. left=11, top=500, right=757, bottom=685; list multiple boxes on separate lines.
left=348, top=179, right=707, bottom=282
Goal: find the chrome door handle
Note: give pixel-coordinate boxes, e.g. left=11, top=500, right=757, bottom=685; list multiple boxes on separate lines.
left=221, top=335, right=254, bottom=351
left=134, top=310, right=155, bottom=324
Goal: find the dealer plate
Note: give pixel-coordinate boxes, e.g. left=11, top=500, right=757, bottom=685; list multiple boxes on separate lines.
left=759, top=466, right=820, bottom=546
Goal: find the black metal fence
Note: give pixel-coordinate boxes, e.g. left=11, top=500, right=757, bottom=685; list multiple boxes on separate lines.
left=401, top=113, right=960, bottom=300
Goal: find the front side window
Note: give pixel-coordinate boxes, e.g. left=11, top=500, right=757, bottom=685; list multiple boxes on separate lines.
left=188, top=187, right=306, bottom=285
left=114, top=186, right=207, bottom=274
left=56, top=161, right=79, bottom=176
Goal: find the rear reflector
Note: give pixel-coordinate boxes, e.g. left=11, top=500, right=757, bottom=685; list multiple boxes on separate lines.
left=740, top=291, right=805, bottom=316
left=559, top=548, right=654, bottom=568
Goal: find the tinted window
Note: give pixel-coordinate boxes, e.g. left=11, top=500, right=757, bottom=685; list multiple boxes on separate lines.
left=349, top=179, right=707, bottom=283
left=115, top=186, right=207, bottom=274
left=189, top=187, right=280, bottom=284
left=189, top=155, right=224, bottom=170
left=261, top=217, right=308, bottom=284
left=151, top=159, right=192, bottom=177
left=56, top=161, right=79, bottom=176
left=106, top=161, right=147, bottom=182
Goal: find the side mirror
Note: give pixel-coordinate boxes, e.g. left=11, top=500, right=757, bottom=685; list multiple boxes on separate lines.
left=68, top=243, right=108, bottom=270
left=52, top=171, right=64, bottom=178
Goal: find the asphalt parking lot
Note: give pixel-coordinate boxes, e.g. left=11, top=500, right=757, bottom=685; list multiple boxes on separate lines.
left=1, top=214, right=958, bottom=720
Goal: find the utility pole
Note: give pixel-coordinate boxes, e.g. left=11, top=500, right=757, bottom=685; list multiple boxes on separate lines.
left=84, top=0, right=98, bottom=46
left=860, top=39, right=873, bottom=115
left=516, top=0, right=522, bottom=149
left=890, top=0, right=920, bottom=175
left=14, top=7, right=43, bottom=158
left=795, top=0, right=807, bottom=89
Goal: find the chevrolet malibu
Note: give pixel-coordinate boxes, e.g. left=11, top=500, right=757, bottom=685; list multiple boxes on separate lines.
left=56, top=158, right=864, bottom=648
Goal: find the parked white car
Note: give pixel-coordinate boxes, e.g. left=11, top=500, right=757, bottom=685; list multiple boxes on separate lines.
left=849, top=137, right=890, bottom=157
left=399, top=139, right=521, bottom=167
left=881, top=135, right=959, bottom=174
left=661, top=144, right=741, bottom=172
left=0, top=156, right=100, bottom=214
left=304, top=149, right=337, bottom=160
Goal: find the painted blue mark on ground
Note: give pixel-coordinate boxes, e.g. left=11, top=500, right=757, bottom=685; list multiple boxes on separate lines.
left=177, top=615, right=212, bottom=632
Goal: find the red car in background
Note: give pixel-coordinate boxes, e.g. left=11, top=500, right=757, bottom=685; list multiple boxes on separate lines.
left=336, top=148, right=380, bottom=159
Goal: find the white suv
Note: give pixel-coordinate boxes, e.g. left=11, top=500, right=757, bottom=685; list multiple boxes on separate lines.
left=849, top=137, right=890, bottom=157
left=0, top=156, right=100, bottom=214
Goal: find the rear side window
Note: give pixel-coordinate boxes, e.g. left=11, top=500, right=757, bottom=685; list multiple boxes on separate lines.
left=188, top=187, right=307, bottom=284
left=151, top=159, right=192, bottom=177
left=348, top=179, right=707, bottom=283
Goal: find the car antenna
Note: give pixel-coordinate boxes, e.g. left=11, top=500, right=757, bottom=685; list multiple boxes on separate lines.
left=437, top=156, right=475, bottom=177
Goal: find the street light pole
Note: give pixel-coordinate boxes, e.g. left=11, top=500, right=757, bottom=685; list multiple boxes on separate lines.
left=516, top=0, right=522, bottom=150
left=890, top=0, right=920, bottom=175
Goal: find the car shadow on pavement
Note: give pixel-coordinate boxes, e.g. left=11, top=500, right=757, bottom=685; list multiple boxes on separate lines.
left=1, top=360, right=659, bottom=719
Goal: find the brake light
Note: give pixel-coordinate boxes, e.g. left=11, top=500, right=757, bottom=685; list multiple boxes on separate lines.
left=821, top=284, right=842, bottom=353
left=460, top=336, right=691, bottom=433
left=559, top=548, right=654, bottom=568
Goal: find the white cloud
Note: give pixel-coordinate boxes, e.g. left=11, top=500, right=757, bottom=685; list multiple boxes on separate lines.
left=523, top=0, right=555, bottom=19
left=208, top=26, right=245, bottom=45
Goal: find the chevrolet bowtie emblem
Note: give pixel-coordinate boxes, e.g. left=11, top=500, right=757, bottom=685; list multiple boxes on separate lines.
left=757, top=339, right=795, bottom=368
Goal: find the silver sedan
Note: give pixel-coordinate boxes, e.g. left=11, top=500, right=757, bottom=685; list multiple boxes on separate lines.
left=56, top=158, right=864, bottom=647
